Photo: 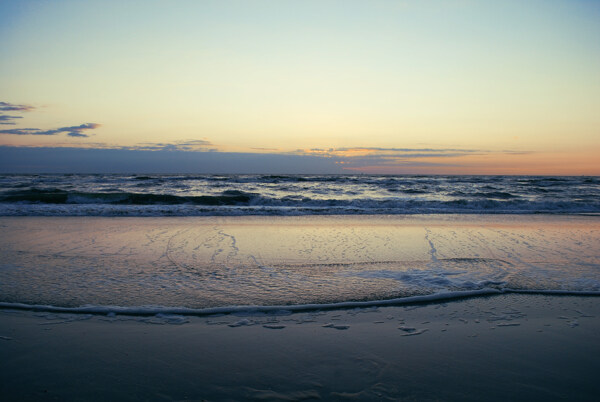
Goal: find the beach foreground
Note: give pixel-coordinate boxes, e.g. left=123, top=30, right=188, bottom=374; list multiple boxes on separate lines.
left=1, top=294, right=599, bottom=401
left=1, top=215, right=599, bottom=400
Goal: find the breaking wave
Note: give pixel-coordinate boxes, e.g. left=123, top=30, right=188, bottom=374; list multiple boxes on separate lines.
left=0, top=174, right=598, bottom=216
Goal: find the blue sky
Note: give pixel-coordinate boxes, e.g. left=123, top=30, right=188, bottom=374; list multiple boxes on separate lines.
left=1, top=0, right=599, bottom=174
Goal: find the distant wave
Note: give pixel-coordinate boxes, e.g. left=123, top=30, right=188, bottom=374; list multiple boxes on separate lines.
left=0, top=188, right=258, bottom=206
left=1, top=174, right=598, bottom=216
left=0, top=197, right=598, bottom=216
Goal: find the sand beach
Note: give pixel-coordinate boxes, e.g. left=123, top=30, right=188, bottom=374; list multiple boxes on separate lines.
left=1, top=215, right=599, bottom=401
left=1, top=294, right=599, bottom=401
left=3, top=0, right=599, bottom=399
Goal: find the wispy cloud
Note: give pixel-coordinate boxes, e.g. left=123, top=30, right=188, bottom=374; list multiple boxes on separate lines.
left=0, top=115, right=23, bottom=125
left=0, top=138, right=214, bottom=151
left=0, top=101, right=35, bottom=112
left=500, top=150, right=534, bottom=155
left=0, top=100, right=101, bottom=138
left=250, top=147, right=281, bottom=152
left=0, top=101, right=34, bottom=126
left=124, top=139, right=214, bottom=151
left=291, top=146, right=535, bottom=172
left=0, top=123, right=101, bottom=138
left=298, top=147, right=482, bottom=158
left=293, top=147, right=484, bottom=169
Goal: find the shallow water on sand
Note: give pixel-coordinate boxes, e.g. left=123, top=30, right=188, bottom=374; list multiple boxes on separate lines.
left=0, top=215, right=599, bottom=310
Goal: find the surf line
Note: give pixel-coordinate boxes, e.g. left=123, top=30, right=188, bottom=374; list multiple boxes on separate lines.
left=1, top=289, right=599, bottom=317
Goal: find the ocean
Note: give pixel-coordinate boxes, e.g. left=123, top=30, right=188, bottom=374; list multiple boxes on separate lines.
left=0, top=174, right=599, bottom=314
left=0, top=174, right=599, bottom=216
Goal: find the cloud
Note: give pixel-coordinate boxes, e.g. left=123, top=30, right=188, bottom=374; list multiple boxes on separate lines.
left=501, top=150, right=534, bottom=155
left=0, top=146, right=346, bottom=174
left=334, top=147, right=480, bottom=153
left=294, top=147, right=490, bottom=170
left=0, top=115, right=23, bottom=125
left=0, top=143, right=541, bottom=174
left=60, top=123, right=101, bottom=137
left=2, top=139, right=215, bottom=152
left=177, top=139, right=212, bottom=146
left=0, top=123, right=100, bottom=138
left=0, top=101, right=100, bottom=137
left=125, top=139, right=214, bottom=151
left=251, top=147, right=281, bottom=152
left=290, top=146, right=536, bottom=173
left=0, top=101, right=35, bottom=112
left=0, top=128, right=42, bottom=135
left=296, top=146, right=484, bottom=160
left=0, top=101, right=34, bottom=125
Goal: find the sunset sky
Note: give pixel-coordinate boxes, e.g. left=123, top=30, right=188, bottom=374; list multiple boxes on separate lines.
left=1, top=0, right=599, bottom=174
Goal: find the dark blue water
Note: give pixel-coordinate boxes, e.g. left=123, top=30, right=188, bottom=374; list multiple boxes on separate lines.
left=0, top=174, right=598, bottom=216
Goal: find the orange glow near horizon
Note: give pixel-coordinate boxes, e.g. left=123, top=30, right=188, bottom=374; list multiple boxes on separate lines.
left=340, top=150, right=600, bottom=176
left=1, top=1, right=599, bottom=174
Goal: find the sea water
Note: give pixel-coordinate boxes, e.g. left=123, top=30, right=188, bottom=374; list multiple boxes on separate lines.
left=0, top=175, right=599, bottom=314
left=0, top=174, right=598, bottom=216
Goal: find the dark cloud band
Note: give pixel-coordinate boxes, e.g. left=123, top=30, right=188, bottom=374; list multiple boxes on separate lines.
left=0, top=123, right=100, bottom=138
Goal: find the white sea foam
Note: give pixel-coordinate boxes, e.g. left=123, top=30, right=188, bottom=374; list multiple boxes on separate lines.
left=3, top=288, right=599, bottom=318
left=1, top=174, right=598, bottom=216
left=0, top=288, right=583, bottom=318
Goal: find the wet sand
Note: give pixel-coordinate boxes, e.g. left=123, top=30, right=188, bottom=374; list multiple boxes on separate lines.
left=1, top=215, right=599, bottom=400
left=1, top=294, right=599, bottom=401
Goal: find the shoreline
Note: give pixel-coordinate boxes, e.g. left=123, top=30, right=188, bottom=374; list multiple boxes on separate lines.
left=1, top=214, right=599, bottom=400
left=1, top=288, right=600, bottom=317
left=1, top=293, right=599, bottom=401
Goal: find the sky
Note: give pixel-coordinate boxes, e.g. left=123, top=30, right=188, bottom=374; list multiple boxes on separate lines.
left=1, top=0, right=599, bottom=174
